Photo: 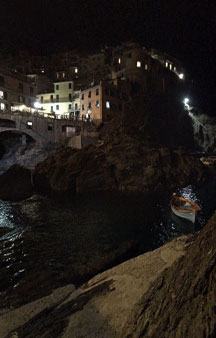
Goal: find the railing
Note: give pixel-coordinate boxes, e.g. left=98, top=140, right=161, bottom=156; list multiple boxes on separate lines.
left=41, top=97, right=73, bottom=103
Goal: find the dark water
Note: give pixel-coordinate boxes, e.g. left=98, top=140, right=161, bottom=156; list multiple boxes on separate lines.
left=0, top=181, right=215, bottom=309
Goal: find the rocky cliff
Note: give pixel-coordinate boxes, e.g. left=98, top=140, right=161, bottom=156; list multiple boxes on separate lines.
left=33, top=95, right=208, bottom=196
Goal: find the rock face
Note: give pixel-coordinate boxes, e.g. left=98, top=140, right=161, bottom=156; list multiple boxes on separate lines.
left=2, top=211, right=216, bottom=338
left=34, top=141, right=207, bottom=196
left=0, top=165, right=33, bottom=201
left=33, top=95, right=210, bottom=196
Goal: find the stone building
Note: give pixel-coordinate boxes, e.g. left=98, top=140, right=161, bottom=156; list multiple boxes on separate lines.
left=0, top=70, right=36, bottom=112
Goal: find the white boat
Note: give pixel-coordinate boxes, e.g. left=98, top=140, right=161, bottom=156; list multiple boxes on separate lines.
left=170, top=195, right=201, bottom=223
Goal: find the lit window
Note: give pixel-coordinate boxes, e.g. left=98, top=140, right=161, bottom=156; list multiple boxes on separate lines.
left=137, top=61, right=141, bottom=68
left=0, top=102, right=5, bottom=110
left=118, top=58, right=121, bottom=64
left=106, top=101, right=110, bottom=109
left=169, top=64, right=172, bottom=70
left=75, top=68, right=78, bottom=73
left=165, top=62, right=168, bottom=68
left=56, top=73, right=59, bottom=78
left=0, top=90, right=4, bottom=99
left=145, top=64, right=148, bottom=70
left=62, top=72, right=65, bottom=78
left=26, top=121, right=32, bottom=129
left=174, top=66, right=176, bottom=72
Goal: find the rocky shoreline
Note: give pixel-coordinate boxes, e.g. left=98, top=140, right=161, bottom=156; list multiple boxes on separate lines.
left=0, top=232, right=193, bottom=338
left=1, top=210, right=216, bottom=338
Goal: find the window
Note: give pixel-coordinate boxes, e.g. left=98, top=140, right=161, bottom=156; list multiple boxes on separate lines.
left=0, top=76, right=4, bottom=84
left=88, top=91, right=91, bottom=98
left=68, top=104, right=72, bottom=110
left=51, top=106, right=53, bottom=112
left=69, top=93, right=72, bottom=101
left=137, top=61, right=141, bottom=68
left=69, top=82, right=72, bottom=89
left=75, top=68, right=78, bottom=73
left=169, top=64, right=172, bottom=70
left=0, top=90, right=4, bottom=99
left=56, top=95, right=59, bottom=102
left=75, top=103, right=78, bottom=110
left=106, top=101, right=110, bottom=109
left=96, top=100, right=99, bottom=108
left=96, top=88, right=99, bottom=95
left=165, top=62, right=168, bottom=68
left=62, top=72, right=65, bottom=78
left=40, top=96, right=43, bottom=103
left=4, top=91, right=7, bottom=99
left=0, top=102, right=5, bottom=110
left=19, top=83, right=24, bottom=92
left=48, top=123, right=53, bottom=131
left=118, top=58, right=121, bottom=64
left=18, top=96, right=25, bottom=103
left=81, top=93, right=84, bottom=100
left=56, top=105, right=59, bottom=110
left=88, top=102, right=91, bottom=109
left=145, top=64, right=148, bottom=70
left=56, top=73, right=59, bottom=78
left=174, top=66, right=176, bottom=72
left=56, top=84, right=59, bottom=90
left=82, top=104, right=84, bottom=110
left=50, top=95, right=53, bottom=102
left=30, top=87, right=34, bottom=96
left=26, top=121, right=32, bottom=129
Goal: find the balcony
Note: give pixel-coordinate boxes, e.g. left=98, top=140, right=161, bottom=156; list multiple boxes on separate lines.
left=41, top=97, right=73, bottom=103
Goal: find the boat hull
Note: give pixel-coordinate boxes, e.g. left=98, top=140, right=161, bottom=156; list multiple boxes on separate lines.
left=171, top=206, right=196, bottom=223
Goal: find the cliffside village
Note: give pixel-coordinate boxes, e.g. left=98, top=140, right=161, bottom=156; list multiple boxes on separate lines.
left=0, top=42, right=186, bottom=125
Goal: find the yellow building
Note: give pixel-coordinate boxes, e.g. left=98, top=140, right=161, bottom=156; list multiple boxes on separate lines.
left=37, top=81, right=80, bottom=118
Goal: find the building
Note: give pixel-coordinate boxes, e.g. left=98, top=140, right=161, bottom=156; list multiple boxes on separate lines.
left=37, top=80, right=77, bottom=118
left=0, top=70, right=36, bottom=112
left=80, top=80, right=131, bottom=124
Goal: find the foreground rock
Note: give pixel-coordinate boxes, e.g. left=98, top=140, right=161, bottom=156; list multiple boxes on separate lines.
left=0, top=165, right=33, bottom=201
left=0, top=233, right=191, bottom=338
left=1, top=211, right=216, bottom=338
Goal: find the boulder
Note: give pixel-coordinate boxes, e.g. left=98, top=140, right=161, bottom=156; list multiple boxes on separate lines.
left=0, top=165, right=33, bottom=201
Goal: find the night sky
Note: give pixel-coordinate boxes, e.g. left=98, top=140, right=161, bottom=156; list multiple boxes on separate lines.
left=1, top=0, right=216, bottom=113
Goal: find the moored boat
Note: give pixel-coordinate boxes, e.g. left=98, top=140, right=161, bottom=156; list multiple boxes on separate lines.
left=170, top=195, right=201, bottom=223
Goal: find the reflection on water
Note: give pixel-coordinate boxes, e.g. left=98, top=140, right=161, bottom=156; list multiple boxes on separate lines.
left=0, top=183, right=215, bottom=308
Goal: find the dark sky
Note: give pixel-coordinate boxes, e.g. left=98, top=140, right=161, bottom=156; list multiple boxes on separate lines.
left=1, top=0, right=216, bottom=113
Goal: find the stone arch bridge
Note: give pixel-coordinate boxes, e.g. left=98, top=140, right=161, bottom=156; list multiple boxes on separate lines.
left=0, top=112, right=94, bottom=147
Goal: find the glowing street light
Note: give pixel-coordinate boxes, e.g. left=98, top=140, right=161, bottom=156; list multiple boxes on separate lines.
left=34, top=101, right=41, bottom=109
left=178, top=73, right=184, bottom=80
left=183, top=97, right=190, bottom=109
